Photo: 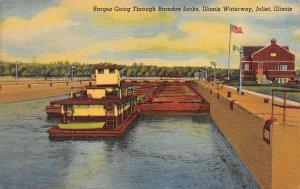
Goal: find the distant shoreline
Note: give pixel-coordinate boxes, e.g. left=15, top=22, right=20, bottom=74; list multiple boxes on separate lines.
left=0, top=81, right=89, bottom=104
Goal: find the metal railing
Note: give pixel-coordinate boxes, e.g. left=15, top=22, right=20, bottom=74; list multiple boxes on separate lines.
left=121, top=77, right=197, bottom=81
left=266, top=70, right=295, bottom=78
left=271, top=89, right=300, bottom=123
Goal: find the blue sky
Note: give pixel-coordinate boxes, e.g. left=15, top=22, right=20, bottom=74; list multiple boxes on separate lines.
left=0, top=0, right=299, bottom=68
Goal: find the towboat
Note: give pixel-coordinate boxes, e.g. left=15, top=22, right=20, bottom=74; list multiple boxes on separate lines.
left=47, top=66, right=139, bottom=138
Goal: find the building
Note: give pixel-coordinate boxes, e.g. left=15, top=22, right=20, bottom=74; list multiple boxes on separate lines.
left=242, top=39, right=295, bottom=83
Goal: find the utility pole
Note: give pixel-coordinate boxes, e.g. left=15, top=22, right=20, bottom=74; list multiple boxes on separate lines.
left=201, top=68, right=208, bottom=81
left=15, top=61, right=21, bottom=84
left=71, top=66, right=76, bottom=81
left=210, top=61, right=217, bottom=86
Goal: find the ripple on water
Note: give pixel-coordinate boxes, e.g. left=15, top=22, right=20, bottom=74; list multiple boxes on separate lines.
left=0, top=97, right=259, bottom=189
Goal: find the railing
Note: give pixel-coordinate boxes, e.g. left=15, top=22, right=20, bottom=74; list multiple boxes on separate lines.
left=266, top=70, right=295, bottom=78
left=122, top=77, right=197, bottom=81
left=242, top=70, right=295, bottom=80
left=242, top=70, right=256, bottom=78
left=271, top=89, right=300, bottom=123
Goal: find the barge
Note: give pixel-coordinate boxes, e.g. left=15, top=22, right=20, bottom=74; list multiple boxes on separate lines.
left=46, top=65, right=210, bottom=138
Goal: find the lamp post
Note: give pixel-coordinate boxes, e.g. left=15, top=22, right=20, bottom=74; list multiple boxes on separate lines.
left=15, top=61, right=21, bottom=84
left=210, top=61, right=217, bottom=86
left=71, top=66, right=76, bottom=81
left=233, top=45, right=243, bottom=95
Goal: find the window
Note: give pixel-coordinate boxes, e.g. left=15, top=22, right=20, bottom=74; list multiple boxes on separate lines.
left=98, top=69, right=104, bottom=74
left=258, top=63, right=263, bottom=68
left=78, top=105, right=89, bottom=109
left=281, top=65, right=287, bottom=71
left=275, top=64, right=287, bottom=71
left=244, top=63, right=250, bottom=71
left=271, top=53, right=276, bottom=57
left=109, top=69, right=115, bottom=74
left=278, top=78, right=286, bottom=83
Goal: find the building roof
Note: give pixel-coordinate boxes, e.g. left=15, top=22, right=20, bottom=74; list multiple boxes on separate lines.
left=243, top=39, right=290, bottom=59
left=95, top=65, right=124, bottom=70
left=243, top=46, right=289, bottom=58
left=243, top=46, right=264, bottom=58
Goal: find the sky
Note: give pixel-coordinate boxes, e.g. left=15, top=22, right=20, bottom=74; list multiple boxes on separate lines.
left=0, top=0, right=299, bottom=68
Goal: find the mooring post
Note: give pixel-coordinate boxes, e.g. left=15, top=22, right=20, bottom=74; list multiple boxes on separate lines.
left=230, top=100, right=236, bottom=111
left=227, top=91, right=231, bottom=98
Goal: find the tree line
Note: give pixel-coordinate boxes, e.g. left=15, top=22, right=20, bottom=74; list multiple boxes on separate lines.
left=1, top=61, right=299, bottom=80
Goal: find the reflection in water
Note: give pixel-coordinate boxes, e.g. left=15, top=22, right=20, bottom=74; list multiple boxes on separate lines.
left=0, top=97, right=259, bottom=189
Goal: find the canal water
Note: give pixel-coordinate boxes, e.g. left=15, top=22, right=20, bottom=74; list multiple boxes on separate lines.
left=0, top=96, right=259, bottom=189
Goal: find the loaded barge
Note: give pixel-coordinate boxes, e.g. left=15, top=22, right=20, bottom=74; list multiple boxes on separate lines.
left=46, top=66, right=139, bottom=138
left=46, top=65, right=210, bottom=138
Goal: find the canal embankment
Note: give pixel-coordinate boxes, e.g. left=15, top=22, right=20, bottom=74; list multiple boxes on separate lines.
left=0, top=81, right=90, bottom=104
left=194, top=81, right=300, bottom=189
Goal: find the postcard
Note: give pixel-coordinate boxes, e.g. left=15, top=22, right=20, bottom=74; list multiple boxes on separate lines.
left=0, top=0, right=299, bottom=189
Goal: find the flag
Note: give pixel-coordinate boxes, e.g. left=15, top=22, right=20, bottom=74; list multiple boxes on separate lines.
left=230, top=24, right=243, bottom=34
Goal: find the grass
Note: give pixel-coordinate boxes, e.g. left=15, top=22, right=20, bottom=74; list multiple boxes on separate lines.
left=232, top=86, right=300, bottom=103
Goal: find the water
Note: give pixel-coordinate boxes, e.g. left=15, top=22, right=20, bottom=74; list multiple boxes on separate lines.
left=0, top=97, right=259, bottom=189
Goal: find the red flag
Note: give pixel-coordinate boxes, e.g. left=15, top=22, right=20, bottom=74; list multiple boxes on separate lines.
left=230, top=24, right=243, bottom=34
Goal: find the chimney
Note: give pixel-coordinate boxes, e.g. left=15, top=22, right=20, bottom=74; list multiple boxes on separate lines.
left=271, top=38, right=276, bottom=44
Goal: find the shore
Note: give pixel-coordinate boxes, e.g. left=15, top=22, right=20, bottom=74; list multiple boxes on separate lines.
left=0, top=81, right=90, bottom=104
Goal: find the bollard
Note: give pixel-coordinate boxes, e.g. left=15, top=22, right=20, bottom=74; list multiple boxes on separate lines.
left=210, top=89, right=212, bottom=94
left=50, top=83, right=53, bottom=87
left=230, top=100, right=236, bottom=111
left=217, top=93, right=220, bottom=99
left=227, top=91, right=231, bottom=98
left=66, top=82, right=68, bottom=85
left=28, top=84, right=31, bottom=89
left=264, top=98, right=269, bottom=103
left=89, top=81, right=92, bottom=87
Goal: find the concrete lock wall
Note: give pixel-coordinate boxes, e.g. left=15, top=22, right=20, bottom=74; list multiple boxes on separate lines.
left=272, top=121, right=300, bottom=189
left=195, top=83, right=272, bottom=189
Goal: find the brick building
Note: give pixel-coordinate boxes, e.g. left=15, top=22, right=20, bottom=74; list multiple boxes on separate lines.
left=242, top=39, right=295, bottom=83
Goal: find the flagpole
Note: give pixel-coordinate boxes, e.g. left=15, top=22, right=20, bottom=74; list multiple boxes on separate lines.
left=228, top=24, right=232, bottom=81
